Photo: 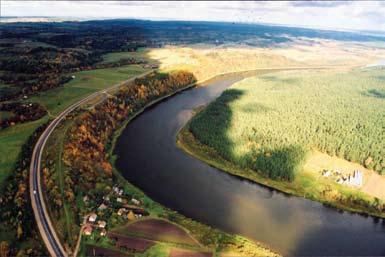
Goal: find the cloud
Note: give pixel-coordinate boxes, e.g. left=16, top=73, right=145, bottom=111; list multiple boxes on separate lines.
left=290, top=1, right=351, bottom=8
left=2, top=1, right=385, bottom=32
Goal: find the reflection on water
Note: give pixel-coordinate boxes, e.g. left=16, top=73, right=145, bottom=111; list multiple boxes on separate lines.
left=114, top=71, right=385, bottom=256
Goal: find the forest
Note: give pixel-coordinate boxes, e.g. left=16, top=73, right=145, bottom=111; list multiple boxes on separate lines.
left=0, top=70, right=196, bottom=256
left=0, top=102, right=46, bottom=128
left=189, top=69, right=385, bottom=181
left=2, top=19, right=385, bottom=102
left=42, top=71, right=196, bottom=243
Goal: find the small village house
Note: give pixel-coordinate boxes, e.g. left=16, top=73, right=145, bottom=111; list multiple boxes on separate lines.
left=131, top=198, right=140, bottom=205
left=98, top=203, right=108, bottom=211
left=88, top=213, right=97, bottom=223
left=83, top=225, right=93, bottom=236
left=117, top=208, right=126, bottom=216
left=97, top=220, right=107, bottom=229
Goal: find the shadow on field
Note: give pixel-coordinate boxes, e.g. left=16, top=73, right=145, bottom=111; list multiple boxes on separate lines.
left=189, top=88, right=306, bottom=182
left=362, top=88, right=385, bottom=99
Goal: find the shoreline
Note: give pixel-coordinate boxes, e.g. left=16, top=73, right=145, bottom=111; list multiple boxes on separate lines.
left=176, top=121, right=385, bottom=219
left=108, top=65, right=340, bottom=156
left=104, top=69, right=289, bottom=257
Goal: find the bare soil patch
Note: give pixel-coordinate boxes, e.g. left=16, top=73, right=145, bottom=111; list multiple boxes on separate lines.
left=304, top=151, right=385, bottom=199
left=86, top=245, right=134, bottom=257
left=107, top=232, right=155, bottom=253
left=169, top=248, right=212, bottom=257
left=124, top=218, right=199, bottom=246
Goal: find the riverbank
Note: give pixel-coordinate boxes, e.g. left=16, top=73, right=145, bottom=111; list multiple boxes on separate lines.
left=106, top=82, right=279, bottom=257
left=177, top=122, right=385, bottom=219
left=56, top=72, right=278, bottom=256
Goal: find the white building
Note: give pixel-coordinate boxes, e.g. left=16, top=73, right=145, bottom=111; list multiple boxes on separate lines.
left=88, top=213, right=97, bottom=223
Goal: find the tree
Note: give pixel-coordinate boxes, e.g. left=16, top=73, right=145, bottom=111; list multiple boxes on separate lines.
left=0, top=241, right=10, bottom=257
left=17, top=224, right=23, bottom=240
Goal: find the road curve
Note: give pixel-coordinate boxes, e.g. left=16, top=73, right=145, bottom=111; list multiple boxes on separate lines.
left=29, top=70, right=153, bottom=257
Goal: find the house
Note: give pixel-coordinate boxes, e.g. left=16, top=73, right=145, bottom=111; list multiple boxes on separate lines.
left=83, top=225, right=93, bottom=236
left=88, top=213, right=97, bottom=223
left=117, top=197, right=123, bottom=203
left=83, top=195, right=89, bottom=203
left=117, top=208, right=126, bottom=216
left=100, top=229, right=107, bottom=236
left=71, top=75, right=76, bottom=79
left=98, top=203, right=108, bottom=211
left=97, top=220, right=107, bottom=229
left=113, top=186, right=124, bottom=195
left=131, top=198, right=140, bottom=205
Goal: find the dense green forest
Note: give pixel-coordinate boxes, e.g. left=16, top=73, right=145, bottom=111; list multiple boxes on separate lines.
left=190, top=69, right=385, bottom=181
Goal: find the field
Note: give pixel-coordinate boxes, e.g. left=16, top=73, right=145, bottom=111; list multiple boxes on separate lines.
left=101, top=48, right=158, bottom=65
left=180, top=68, right=385, bottom=217
left=1, top=37, right=384, bottom=189
left=0, top=118, right=47, bottom=190
left=27, top=65, right=149, bottom=116
left=0, top=111, right=14, bottom=120
left=86, top=245, right=134, bottom=257
left=114, top=218, right=199, bottom=246
left=147, top=39, right=385, bottom=82
left=0, top=63, right=149, bottom=187
left=169, top=248, right=212, bottom=257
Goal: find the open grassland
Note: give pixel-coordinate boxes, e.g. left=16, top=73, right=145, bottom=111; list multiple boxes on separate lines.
left=1, top=39, right=383, bottom=189
left=0, top=118, right=47, bottom=189
left=0, top=111, right=14, bottom=120
left=27, top=65, right=149, bottom=116
left=146, top=38, right=385, bottom=82
left=0, top=64, right=149, bottom=187
left=180, top=68, right=385, bottom=217
left=101, top=48, right=158, bottom=65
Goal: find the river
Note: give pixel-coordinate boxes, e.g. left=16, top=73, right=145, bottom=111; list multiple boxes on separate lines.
left=114, top=71, right=385, bottom=256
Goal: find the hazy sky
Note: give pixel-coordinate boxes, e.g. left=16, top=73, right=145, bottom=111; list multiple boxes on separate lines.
left=3, top=1, right=385, bottom=32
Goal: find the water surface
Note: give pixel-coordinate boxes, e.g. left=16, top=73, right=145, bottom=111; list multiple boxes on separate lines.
left=114, top=71, right=385, bottom=256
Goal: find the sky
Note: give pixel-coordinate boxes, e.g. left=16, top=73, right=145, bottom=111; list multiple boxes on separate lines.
left=2, top=1, right=385, bottom=32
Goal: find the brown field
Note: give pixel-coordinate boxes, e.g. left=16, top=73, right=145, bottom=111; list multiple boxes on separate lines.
left=169, top=248, right=212, bottom=257
left=107, top=232, right=155, bottom=253
left=147, top=38, right=385, bottom=83
left=121, top=218, right=199, bottom=246
left=86, top=245, right=134, bottom=257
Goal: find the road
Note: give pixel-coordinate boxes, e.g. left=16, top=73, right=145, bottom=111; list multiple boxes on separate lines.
left=29, top=70, right=153, bottom=257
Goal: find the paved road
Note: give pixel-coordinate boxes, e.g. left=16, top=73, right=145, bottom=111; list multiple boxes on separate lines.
left=29, top=71, right=153, bottom=257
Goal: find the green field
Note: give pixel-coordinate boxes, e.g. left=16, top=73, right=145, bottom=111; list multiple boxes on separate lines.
left=0, top=62, right=149, bottom=188
left=189, top=69, right=385, bottom=180
left=0, top=111, right=14, bottom=121
left=100, top=48, right=157, bottom=65
left=27, top=65, right=148, bottom=116
left=0, top=118, right=48, bottom=190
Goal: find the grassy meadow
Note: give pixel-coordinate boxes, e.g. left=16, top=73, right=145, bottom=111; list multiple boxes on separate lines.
left=0, top=59, right=150, bottom=188
left=182, top=68, right=385, bottom=216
